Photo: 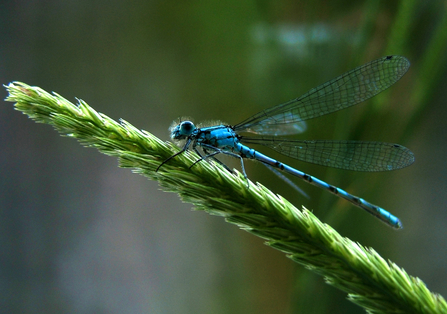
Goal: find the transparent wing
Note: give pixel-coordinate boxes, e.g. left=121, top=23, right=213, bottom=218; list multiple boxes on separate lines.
left=234, top=56, right=410, bottom=135
left=241, top=137, right=415, bottom=172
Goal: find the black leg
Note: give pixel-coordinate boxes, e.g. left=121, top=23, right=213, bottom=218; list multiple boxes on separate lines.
left=189, top=146, right=221, bottom=169
left=195, top=147, right=234, bottom=173
left=156, top=138, right=193, bottom=172
left=199, top=144, right=249, bottom=185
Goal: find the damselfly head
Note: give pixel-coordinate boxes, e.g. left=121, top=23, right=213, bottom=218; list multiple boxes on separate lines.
left=170, top=120, right=196, bottom=140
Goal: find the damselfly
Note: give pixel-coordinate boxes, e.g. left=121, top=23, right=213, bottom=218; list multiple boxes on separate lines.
left=158, top=56, right=414, bottom=229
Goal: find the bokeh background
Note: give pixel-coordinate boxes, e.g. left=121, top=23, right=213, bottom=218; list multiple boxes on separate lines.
left=1, top=1, right=447, bottom=313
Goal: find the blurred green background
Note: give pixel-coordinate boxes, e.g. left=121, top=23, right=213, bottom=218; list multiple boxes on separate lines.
left=1, top=1, right=447, bottom=313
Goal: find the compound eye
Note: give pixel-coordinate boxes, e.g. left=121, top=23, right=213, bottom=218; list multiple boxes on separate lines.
left=180, top=121, right=195, bottom=135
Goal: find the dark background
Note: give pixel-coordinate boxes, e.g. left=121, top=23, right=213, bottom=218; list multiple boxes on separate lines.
left=1, top=1, right=447, bottom=313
